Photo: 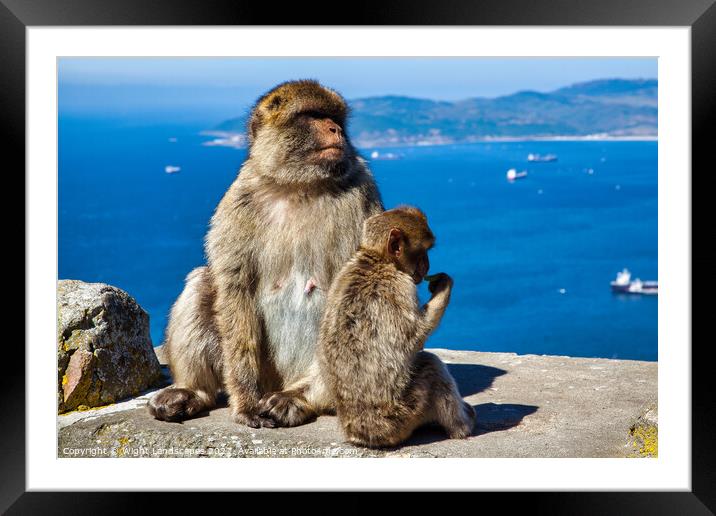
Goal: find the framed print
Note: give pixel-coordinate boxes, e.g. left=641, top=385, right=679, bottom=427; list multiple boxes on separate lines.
left=6, top=0, right=713, bottom=511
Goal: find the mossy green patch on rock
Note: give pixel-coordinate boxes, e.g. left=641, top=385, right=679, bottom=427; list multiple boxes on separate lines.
left=65, top=329, right=90, bottom=352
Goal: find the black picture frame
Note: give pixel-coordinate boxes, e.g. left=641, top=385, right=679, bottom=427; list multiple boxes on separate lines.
left=5, top=0, right=712, bottom=512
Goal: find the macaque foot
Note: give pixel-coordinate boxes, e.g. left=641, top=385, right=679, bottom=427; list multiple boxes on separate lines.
left=447, top=401, right=476, bottom=439
left=257, top=390, right=316, bottom=427
left=148, top=387, right=208, bottom=422
left=232, top=410, right=277, bottom=429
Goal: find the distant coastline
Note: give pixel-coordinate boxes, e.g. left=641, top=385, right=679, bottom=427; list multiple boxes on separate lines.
left=206, top=78, right=657, bottom=151
left=472, top=135, right=658, bottom=142
left=200, top=130, right=657, bottom=151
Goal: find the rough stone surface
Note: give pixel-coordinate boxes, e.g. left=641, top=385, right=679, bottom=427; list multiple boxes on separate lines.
left=57, top=280, right=162, bottom=413
left=58, top=347, right=656, bottom=458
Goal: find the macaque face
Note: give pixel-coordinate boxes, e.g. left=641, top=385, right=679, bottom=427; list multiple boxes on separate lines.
left=387, top=228, right=433, bottom=284
left=247, top=81, right=352, bottom=182
left=294, top=111, right=347, bottom=164
left=412, top=249, right=431, bottom=283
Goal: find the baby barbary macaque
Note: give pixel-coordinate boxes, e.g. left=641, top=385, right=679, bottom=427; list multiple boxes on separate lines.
left=318, top=206, right=476, bottom=448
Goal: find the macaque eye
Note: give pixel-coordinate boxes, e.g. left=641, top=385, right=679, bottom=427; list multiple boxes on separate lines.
left=295, top=110, right=344, bottom=132
left=300, top=110, right=326, bottom=119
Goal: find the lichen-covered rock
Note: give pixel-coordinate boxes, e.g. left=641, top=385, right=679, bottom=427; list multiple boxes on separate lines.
left=628, top=404, right=658, bottom=457
left=57, top=280, right=162, bottom=413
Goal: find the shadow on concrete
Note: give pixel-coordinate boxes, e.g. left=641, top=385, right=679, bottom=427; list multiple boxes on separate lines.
left=194, top=364, right=508, bottom=423
left=472, top=402, right=539, bottom=436
left=156, top=362, right=533, bottom=440
left=404, top=402, right=539, bottom=447
left=402, top=362, right=536, bottom=448
left=447, top=363, right=507, bottom=396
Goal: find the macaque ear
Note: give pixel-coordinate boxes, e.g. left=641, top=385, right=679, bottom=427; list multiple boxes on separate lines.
left=387, top=228, right=403, bottom=258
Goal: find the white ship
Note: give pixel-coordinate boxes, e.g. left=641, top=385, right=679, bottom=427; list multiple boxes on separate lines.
left=527, top=153, right=558, bottom=162
left=506, top=168, right=528, bottom=181
left=370, top=150, right=401, bottom=161
left=165, top=165, right=181, bottom=174
left=610, top=269, right=657, bottom=295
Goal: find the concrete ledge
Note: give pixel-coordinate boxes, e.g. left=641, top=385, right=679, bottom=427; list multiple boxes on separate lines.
left=58, top=348, right=657, bottom=458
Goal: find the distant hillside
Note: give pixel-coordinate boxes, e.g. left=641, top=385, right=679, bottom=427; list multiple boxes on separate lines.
left=209, top=78, right=657, bottom=148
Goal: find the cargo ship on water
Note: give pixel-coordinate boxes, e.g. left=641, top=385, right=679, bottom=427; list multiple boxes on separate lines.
left=610, top=269, right=657, bottom=295
left=527, top=153, right=558, bottom=162
left=370, top=150, right=402, bottom=161
left=506, top=168, right=528, bottom=181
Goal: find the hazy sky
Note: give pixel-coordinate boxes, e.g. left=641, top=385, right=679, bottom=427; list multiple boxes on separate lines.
left=59, top=57, right=657, bottom=124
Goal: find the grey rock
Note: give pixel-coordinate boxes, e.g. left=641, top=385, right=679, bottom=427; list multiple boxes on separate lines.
left=58, top=348, right=657, bottom=458
left=57, top=280, right=162, bottom=413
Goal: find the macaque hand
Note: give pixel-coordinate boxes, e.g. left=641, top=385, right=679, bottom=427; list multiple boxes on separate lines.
left=426, top=272, right=453, bottom=296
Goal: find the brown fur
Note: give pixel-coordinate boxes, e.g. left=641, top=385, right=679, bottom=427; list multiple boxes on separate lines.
left=318, top=207, right=475, bottom=447
left=148, top=80, right=383, bottom=426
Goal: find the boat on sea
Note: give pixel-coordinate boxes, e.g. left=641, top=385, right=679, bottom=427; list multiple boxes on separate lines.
left=527, top=153, right=558, bottom=162
left=370, top=150, right=401, bottom=161
left=506, top=168, right=528, bottom=181
left=165, top=165, right=181, bottom=174
left=610, top=269, right=657, bottom=295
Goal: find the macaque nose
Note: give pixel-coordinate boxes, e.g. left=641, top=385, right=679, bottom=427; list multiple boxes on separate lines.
left=324, top=119, right=342, bottom=135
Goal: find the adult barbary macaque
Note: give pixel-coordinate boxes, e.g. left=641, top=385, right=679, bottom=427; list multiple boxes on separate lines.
left=318, top=207, right=475, bottom=447
left=148, top=80, right=383, bottom=427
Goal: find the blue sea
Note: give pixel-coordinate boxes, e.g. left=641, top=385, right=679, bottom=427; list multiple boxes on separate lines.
left=59, top=117, right=657, bottom=361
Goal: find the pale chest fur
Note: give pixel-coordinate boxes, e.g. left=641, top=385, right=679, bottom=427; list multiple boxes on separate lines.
left=256, top=192, right=364, bottom=385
